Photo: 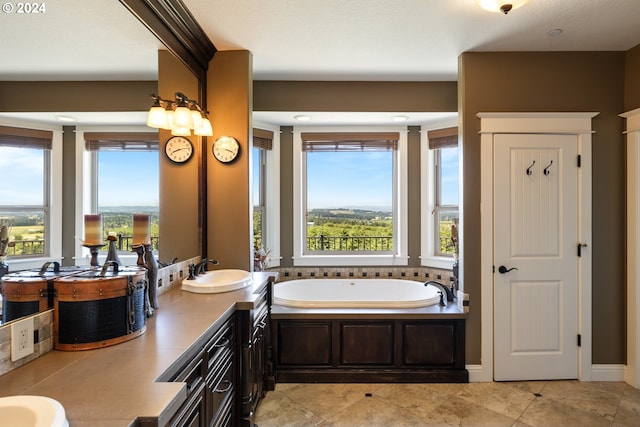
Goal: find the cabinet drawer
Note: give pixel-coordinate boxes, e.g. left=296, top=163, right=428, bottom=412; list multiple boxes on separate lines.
left=205, top=319, right=233, bottom=372
left=172, top=351, right=205, bottom=398
left=206, top=357, right=234, bottom=425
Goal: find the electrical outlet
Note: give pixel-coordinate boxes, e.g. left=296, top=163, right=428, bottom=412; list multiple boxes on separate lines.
left=11, top=316, right=35, bottom=361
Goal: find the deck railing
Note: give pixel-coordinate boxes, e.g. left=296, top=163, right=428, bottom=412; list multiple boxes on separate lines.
left=5, top=235, right=159, bottom=256
left=306, top=235, right=393, bottom=251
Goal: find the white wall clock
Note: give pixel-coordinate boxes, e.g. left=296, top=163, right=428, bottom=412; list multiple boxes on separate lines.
left=213, top=136, right=240, bottom=163
left=165, top=136, right=194, bottom=164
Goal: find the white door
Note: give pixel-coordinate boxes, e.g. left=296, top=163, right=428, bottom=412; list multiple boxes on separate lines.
left=494, top=133, right=579, bottom=381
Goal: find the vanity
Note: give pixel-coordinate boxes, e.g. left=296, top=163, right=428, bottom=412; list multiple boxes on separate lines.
left=0, top=272, right=275, bottom=427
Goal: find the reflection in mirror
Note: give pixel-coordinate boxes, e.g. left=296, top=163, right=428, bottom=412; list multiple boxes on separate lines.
left=0, top=1, right=189, bottom=326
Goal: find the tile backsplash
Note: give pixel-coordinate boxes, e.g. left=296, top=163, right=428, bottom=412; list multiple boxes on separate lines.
left=0, top=309, right=54, bottom=377
left=269, top=265, right=456, bottom=288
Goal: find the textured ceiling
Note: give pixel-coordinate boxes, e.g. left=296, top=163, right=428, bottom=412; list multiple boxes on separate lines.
left=1, top=0, right=640, bottom=125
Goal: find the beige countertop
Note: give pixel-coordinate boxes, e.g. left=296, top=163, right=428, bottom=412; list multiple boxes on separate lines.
left=0, top=272, right=275, bottom=427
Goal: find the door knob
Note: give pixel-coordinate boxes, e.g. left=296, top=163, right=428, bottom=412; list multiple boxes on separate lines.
left=498, top=265, right=518, bottom=274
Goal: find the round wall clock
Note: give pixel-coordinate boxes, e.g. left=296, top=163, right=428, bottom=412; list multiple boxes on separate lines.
left=213, top=136, right=240, bottom=163
left=165, top=136, right=194, bottom=164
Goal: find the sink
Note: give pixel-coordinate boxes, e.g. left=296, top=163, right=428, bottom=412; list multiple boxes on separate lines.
left=0, top=395, right=69, bottom=427
left=182, top=269, right=253, bottom=294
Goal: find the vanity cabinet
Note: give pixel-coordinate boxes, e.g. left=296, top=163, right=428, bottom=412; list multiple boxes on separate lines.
left=237, top=280, right=273, bottom=427
left=142, top=315, right=235, bottom=427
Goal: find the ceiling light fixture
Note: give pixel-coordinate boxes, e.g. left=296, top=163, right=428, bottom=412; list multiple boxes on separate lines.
left=475, top=0, right=528, bottom=14
left=55, top=115, right=76, bottom=122
left=146, top=92, right=213, bottom=137
left=294, top=115, right=312, bottom=121
left=392, top=115, right=409, bottom=122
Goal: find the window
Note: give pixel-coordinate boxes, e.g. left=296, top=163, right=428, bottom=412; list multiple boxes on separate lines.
left=293, top=127, right=408, bottom=266
left=421, top=125, right=459, bottom=267
left=252, top=128, right=272, bottom=251
left=0, top=125, right=52, bottom=259
left=84, top=132, right=159, bottom=255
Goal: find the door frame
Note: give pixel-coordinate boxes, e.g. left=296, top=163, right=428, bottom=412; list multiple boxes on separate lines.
left=622, top=108, right=640, bottom=389
left=477, top=112, right=596, bottom=382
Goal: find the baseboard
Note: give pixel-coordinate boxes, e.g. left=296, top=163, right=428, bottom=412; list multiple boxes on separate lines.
left=591, top=364, right=625, bottom=382
left=466, top=364, right=492, bottom=382
left=467, top=364, right=626, bottom=383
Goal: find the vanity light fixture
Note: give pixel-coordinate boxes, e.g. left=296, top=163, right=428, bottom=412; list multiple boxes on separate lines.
left=475, top=0, right=528, bottom=14
left=146, top=92, right=213, bottom=137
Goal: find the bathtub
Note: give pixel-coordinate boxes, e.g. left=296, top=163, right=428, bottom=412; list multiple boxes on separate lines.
left=269, top=278, right=468, bottom=383
left=273, top=278, right=441, bottom=309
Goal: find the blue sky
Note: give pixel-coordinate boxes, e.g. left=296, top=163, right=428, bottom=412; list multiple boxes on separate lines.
left=252, top=146, right=459, bottom=211
left=97, top=151, right=159, bottom=206
left=0, top=147, right=44, bottom=205
left=307, top=151, right=393, bottom=210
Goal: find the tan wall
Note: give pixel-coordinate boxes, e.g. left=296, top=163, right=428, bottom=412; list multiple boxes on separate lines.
left=625, top=44, right=640, bottom=111
left=0, top=81, right=155, bottom=112
left=158, top=51, right=202, bottom=262
left=459, top=51, right=626, bottom=364
left=206, top=51, right=253, bottom=270
left=254, top=81, right=457, bottom=268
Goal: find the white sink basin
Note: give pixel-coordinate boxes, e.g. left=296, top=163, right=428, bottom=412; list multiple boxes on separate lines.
left=0, top=395, right=69, bottom=427
left=182, top=269, right=253, bottom=293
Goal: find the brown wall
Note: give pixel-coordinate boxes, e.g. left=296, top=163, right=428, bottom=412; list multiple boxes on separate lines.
left=0, top=81, right=155, bottom=112
left=459, top=51, right=626, bottom=364
left=158, top=51, right=202, bottom=262
left=254, top=81, right=457, bottom=268
left=254, top=81, right=457, bottom=112
left=206, top=51, right=253, bottom=270
left=625, top=44, right=640, bottom=111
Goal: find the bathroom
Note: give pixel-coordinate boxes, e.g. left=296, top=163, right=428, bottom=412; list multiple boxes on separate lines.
left=1, top=1, right=639, bottom=425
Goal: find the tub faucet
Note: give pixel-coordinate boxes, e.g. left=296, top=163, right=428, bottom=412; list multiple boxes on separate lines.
left=100, top=260, right=119, bottom=277
left=424, top=280, right=455, bottom=304
left=195, top=259, right=219, bottom=275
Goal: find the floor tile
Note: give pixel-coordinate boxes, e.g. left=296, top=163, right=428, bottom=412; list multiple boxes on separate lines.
left=254, top=381, right=637, bottom=427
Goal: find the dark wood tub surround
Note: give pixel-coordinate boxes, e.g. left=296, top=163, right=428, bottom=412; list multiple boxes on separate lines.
left=271, top=304, right=468, bottom=383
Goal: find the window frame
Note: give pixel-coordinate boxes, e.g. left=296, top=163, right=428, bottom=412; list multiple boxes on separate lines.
left=420, top=121, right=459, bottom=269
left=253, top=122, right=281, bottom=268
left=293, top=126, right=408, bottom=267
left=0, top=119, right=63, bottom=271
left=76, top=126, right=158, bottom=265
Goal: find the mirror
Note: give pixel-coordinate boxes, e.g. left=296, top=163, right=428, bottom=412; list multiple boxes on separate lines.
left=0, top=2, right=202, bottom=325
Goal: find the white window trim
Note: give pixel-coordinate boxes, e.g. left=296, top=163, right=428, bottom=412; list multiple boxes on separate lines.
left=253, top=121, right=281, bottom=268
left=292, top=125, right=408, bottom=267
left=420, top=120, right=458, bottom=270
left=0, top=117, right=63, bottom=270
left=75, top=125, right=154, bottom=266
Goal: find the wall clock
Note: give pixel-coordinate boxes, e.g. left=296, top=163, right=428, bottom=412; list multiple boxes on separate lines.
left=165, top=136, right=193, bottom=164
left=213, top=136, right=240, bottom=163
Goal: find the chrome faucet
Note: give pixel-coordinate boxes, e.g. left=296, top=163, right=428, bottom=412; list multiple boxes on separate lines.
left=424, top=280, right=455, bottom=305
left=195, top=258, right=219, bottom=275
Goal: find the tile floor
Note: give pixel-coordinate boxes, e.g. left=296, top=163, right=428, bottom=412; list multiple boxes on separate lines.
left=254, top=381, right=640, bottom=426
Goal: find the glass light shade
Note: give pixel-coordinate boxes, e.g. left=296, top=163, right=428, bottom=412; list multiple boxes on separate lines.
left=146, top=106, right=168, bottom=129
left=194, top=117, right=213, bottom=136
left=173, top=105, right=193, bottom=129
left=171, top=126, right=191, bottom=136
left=475, top=0, right=528, bottom=13
left=191, top=110, right=203, bottom=130
left=165, top=109, right=174, bottom=129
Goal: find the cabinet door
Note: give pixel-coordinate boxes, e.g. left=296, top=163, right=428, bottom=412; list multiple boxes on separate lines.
left=169, top=385, right=206, bottom=427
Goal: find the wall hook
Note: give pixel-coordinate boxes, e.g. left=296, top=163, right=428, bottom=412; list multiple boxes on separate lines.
left=544, top=160, right=553, bottom=175
left=526, top=160, right=535, bottom=176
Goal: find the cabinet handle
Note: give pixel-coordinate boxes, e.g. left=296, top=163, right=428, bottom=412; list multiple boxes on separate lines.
left=214, top=380, right=232, bottom=394
left=214, top=337, right=230, bottom=348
